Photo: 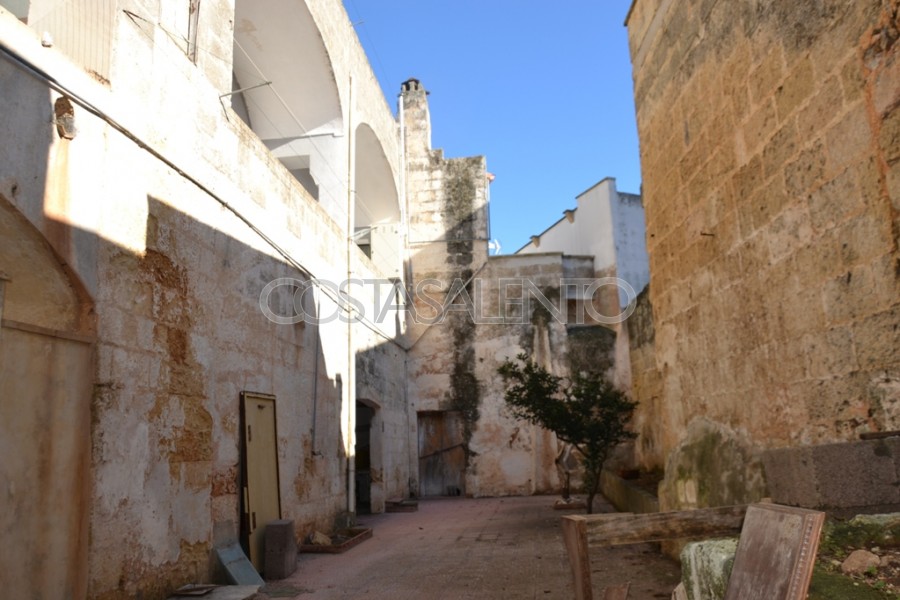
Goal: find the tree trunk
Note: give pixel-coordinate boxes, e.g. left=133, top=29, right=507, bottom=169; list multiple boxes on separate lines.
left=585, top=466, right=602, bottom=514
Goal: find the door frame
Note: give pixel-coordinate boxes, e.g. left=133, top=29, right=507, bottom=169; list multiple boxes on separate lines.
left=417, top=410, right=467, bottom=497
left=239, top=391, right=281, bottom=569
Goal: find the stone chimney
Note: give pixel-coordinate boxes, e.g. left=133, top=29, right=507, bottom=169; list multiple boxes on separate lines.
left=400, top=78, right=431, bottom=159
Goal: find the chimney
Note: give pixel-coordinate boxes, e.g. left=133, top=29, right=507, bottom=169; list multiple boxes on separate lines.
left=400, top=78, right=432, bottom=159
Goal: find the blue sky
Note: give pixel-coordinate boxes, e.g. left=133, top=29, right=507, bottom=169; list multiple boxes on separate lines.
left=344, top=1, right=641, bottom=254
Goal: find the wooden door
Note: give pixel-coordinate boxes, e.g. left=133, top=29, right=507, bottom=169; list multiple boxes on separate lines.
left=241, top=393, right=281, bottom=573
left=417, top=411, right=466, bottom=497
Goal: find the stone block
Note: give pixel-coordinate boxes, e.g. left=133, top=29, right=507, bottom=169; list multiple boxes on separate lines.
left=797, top=76, right=844, bottom=142
left=264, top=519, right=297, bottom=580
left=742, top=99, right=778, bottom=155
left=808, top=163, right=862, bottom=232
left=776, top=56, right=815, bottom=122
left=750, top=45, right=785, bottom=106
left=761, top=446, right=819, bottom=507
left=873, top=51, right=900, bottom=118
left=681, top=538, right=738, bottom=600
left=763, top=119, right=798, bottom=178
left=802, top=327, right=858, bottom=379
left=784, top=141, right=826, bottom=197
left=835, top=212, right=894, bottom=268
left=825, top=106, right=873, bottom=176
left=878, top=105, right=900, bottom=165
left=811, top=440, right=900, bottom=508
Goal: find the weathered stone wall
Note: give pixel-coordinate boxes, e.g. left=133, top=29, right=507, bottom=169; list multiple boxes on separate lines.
left=402, top=77, right=491, bottom=496
left=626, top=0, right=900, bottom=508
left=469, top=254, right=590, bottom=497
left=402, top=81, right=627, bottom=497
left=0, top=2, right=412, bottom=598
left=627, top=286, right=663, bottom=468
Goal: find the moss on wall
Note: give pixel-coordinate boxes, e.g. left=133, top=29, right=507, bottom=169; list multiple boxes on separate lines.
left=659, top=418, right=768, bottom=511
left=446, top=275, right=480, bottom=464
left=442, top=158, right=480, bottom=266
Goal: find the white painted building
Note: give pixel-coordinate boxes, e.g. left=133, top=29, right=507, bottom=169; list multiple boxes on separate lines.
left=518, top=177, right=649, bottom=311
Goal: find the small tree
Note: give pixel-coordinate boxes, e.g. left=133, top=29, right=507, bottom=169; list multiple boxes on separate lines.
left=497, top=353, right=637, bottom=514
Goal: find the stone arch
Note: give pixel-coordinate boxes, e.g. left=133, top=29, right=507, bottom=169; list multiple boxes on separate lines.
left=0, top=194, right=93, bottom=333
left=232, top=0, right=345, bottom=207
left=353, top=123, right=401, bottom=273
left=0, top=194, right=94, bottom=598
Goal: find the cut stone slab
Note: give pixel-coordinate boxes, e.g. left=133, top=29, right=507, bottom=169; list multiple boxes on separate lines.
left=264, top=519, right=297, bottom=580
left=167, top=585, right=260, bottom=600
left=215, top=544, right=265, bottom=587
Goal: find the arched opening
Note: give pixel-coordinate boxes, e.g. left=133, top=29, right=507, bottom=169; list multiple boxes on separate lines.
left=231, top=0, right=345, bottom=214
left=353, top=123, right=400, bottom=276
left=0, top=194, right=94, bottom=598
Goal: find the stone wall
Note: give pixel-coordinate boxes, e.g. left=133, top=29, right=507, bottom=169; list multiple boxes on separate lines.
left=402, top=78, right=492, bottom=495
left=627, top=286, right=663, bottom=467
left=0, top=2, right=412, bottom=597
left=626, top=0, right=900, bottom=508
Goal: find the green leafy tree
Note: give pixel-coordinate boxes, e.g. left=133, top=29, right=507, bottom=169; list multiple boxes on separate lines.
left=497, top=353, right=637, bottom=514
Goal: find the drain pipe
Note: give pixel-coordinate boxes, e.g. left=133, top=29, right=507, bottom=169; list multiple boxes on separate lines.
left=310, top=285, right=322, bottom=456
left=345, top=73, right=357, bottom=516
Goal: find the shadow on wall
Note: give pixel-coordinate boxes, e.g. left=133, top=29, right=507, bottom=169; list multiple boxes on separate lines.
left=0, top=61, right=96, bottom=600
left=1, top=143, right=353, bottom=600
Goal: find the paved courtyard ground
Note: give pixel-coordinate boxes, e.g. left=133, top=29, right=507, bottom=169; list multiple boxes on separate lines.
left=257, top=496, right=681, bottom=600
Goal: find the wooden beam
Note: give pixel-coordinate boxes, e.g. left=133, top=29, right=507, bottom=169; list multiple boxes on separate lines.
left=561, top=515, right=593, bottom=600
left=584, top=505, right=747, bottom=547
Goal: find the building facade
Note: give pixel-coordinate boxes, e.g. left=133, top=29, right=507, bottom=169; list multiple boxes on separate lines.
left=0, top=1, right=419, bottom=597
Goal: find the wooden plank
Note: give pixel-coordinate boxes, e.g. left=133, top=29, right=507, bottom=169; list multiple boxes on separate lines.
left=584, top=505, right=747, bottom=547
left=723, top=503, right=824, bottom=600
left=561, top=516, right=593, bottom=600
left=601, top=583, right=630, bottom=600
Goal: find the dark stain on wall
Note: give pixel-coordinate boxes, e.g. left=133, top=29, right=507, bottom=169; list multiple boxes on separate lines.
left=566, top=325, right=617, bottom=376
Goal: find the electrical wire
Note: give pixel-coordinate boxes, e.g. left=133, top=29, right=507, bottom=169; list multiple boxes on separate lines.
left=0, top=40, right=407, bottom=350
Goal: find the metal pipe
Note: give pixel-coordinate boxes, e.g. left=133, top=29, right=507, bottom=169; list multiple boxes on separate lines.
left=345, top=74, right=357, bottom=515
left=310, top=285, right=322, bottom=456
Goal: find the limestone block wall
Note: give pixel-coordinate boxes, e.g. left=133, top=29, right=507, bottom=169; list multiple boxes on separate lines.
left=626, top=0, right=900, bottom=508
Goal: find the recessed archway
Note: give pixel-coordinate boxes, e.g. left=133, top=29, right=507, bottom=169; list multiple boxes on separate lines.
left=0, top=194, right=94, bottom=599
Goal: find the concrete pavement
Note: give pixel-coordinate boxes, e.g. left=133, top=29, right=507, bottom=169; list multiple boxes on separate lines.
left=256, top=496, right=681, bottom=600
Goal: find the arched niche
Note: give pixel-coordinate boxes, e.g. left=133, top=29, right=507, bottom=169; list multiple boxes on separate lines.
left=0, top=194, right=94, bottom=599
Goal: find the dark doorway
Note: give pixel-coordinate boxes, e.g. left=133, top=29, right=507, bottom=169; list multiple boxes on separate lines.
left=355, top=402, right=374, bottom=514
left=417, top=411, right=466, bottom=497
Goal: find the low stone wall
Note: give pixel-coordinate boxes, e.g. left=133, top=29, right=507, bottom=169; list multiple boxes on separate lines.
left=762, top=437, right=900, bottom=513
left=599, top=469, right=660, bottom=514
